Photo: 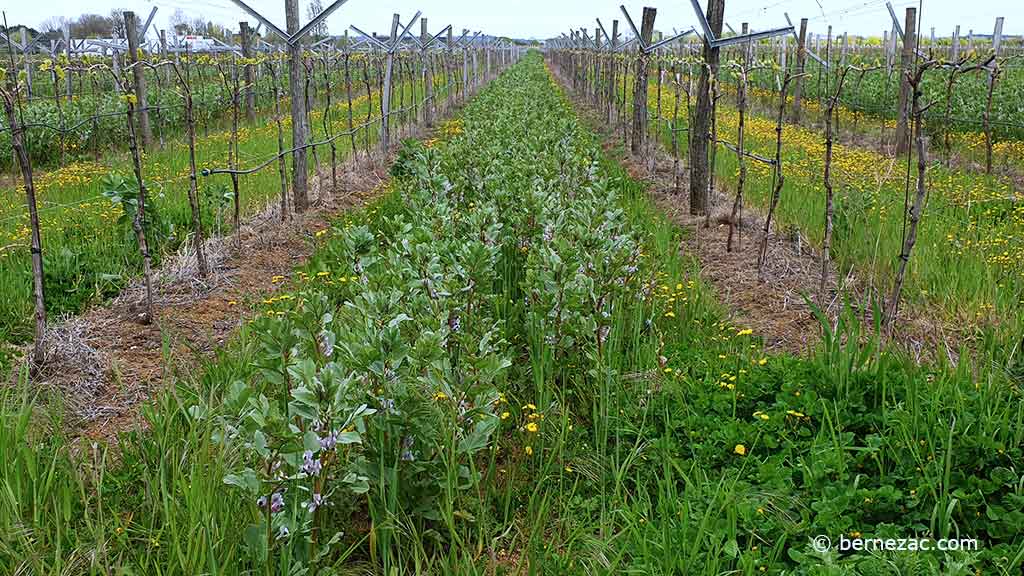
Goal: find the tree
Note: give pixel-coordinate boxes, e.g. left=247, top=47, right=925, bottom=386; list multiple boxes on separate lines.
left=38, top=16, right=70, bottom=35
left=190, top=17, right=207, bottom=36
left=70, top=14, right=114, bottom=38
left=170, top=9, right=191, bottom=35
left=110, top=9, right=129, bottom=38
left=306, top=0, right=328, bottom=40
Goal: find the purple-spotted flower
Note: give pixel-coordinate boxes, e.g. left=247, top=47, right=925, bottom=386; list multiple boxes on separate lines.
left=400, top=435, right=415, bottom=461
left=305, top=492, right=325, bottom=513
left=320, top=429, right=339, bottom=451
left=257, top=491, right=285, bottom=514
left=301, top=450, right=322, bottom=476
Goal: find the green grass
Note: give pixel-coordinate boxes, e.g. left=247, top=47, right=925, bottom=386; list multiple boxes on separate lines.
left=1, top=52, right=1022, bottom=576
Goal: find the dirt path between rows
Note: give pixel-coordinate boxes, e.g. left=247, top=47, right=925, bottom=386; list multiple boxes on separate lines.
left=551, top=64, right=958, bottom=362
left=32, top=152, right=392, bottom=443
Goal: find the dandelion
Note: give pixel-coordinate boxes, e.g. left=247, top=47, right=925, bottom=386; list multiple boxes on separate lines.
left=753, top=411, right=769, bottom=421
left=526, top=422, right=539, bottom=433
left=664, top=311, right=676, bottom=318
left=434, top=391, right=448, bottom=401
left=737, top=328, right=753, bottom=336
left=734, top=444, right=747, bottom=456
left=564, top=465, right=573, bottom=473
left=758, top=357, right=768, bottom=366
left=500, top=411, right=510, bottom=420
left=525, top=445, right=533, bottom=456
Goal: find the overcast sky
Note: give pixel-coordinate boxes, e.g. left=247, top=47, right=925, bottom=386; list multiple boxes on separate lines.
left=3, top=0, right=1018, bottom=41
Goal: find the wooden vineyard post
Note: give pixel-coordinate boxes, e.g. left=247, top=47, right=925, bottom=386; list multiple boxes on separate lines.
left=286, top=0, right=310, bottom=212
left=895, top=6, right=916, bottom=156
left=124, top=12, right=153, bottom=151
left=0, top=83, right=47, bottom=367
left=608, top=20, right=619, bottom=125
left=422, top=18, right=434, bottom=128
left=630, top=7, right=656, bottom=156
left=63, top=23, right=73, bottom=100
left=20, top=30, right=32, bottom=99
left=447, top=28, right=454, bottom=114
left=462, top=30, right=470, bottom=104
left=790, top=18, right=807, bottom=123
left=240, top=21, right=257, bottom=123
left=472, top=38, right=479, bottom=91
left=159, top=30, right=169, bottom=84
left=592, top=30, right=599, bottom=104
left=688, top=0, right=724, bottom=216
left=381, top=14, right=400, bottom=154
left=984, top=17, right=1004, bottom=175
